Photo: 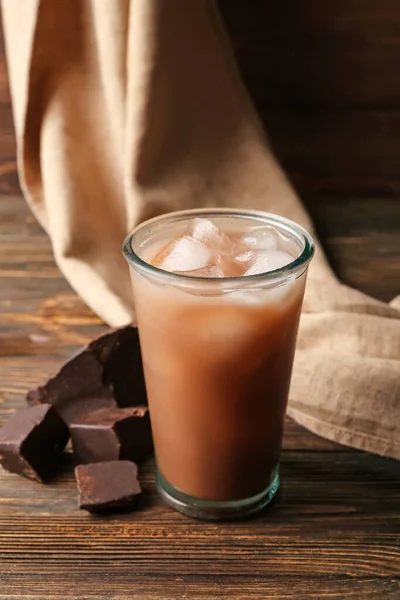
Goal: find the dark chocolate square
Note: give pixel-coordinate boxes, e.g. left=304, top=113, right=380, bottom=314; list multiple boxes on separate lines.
left=70, top=406, right=153, bottom=465
left=0, top=405, right=69, bottom=482
left=75, top=461, right=141, bottom=513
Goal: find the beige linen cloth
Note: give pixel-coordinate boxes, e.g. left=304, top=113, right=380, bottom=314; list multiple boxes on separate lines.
left=2, top=0, right=399, bottom=459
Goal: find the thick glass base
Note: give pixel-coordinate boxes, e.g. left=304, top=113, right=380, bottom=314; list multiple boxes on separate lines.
left=157, top=468, right=280, bottom=521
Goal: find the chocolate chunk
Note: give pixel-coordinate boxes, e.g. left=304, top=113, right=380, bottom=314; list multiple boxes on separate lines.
left=0, top=405, right=69, bottom=482
left=27, top=326, right=147, bottom=424
left=92, top=327, right=147, bottom=409
left=70, top=406, right=153, bottom=465
left=75, top=461, right=141, bottom=513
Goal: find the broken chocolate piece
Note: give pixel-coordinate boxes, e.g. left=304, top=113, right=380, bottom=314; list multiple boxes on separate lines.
left=70, top=406, right=153, bottom=465
left=75, top=461, right=141, bottom=513
left=92, top=327, right=147, bottom=409
left=0, top=405, right=69, bottom=482
left=27, top=326, right=147, bottom=424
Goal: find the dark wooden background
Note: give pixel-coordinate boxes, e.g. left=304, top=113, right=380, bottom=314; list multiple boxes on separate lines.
left=0, top=2, right=399, bottom=599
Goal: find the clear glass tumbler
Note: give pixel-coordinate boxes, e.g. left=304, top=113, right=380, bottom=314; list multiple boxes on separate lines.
left=123, top=209, right=314, bottom=520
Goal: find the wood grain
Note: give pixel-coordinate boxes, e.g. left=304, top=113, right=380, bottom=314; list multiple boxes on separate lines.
left=0, top=15, right=18, bottom=196
left=219, top=0, right=400, bottom=108
left=262, top=110, right=400, bottom=197
left=1, top=451, right=399, bottom=523
left=0, top=576, right=399, bottom=600
left=0, top=195, right=399, bottom=599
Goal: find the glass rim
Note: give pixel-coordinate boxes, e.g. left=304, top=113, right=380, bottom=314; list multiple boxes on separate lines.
left=122, top=208, right=315, bottom=285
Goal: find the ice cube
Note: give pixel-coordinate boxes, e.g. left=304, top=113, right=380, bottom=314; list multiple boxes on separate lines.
left=207, top=249, right=254, bottom=277
left=216, top=256, right=248, bottom=277
left=209, top=264, right=225, bottom=278
left=234, top=251, right=255, bottom=263
left=191, top=218, right=235, bottom=254
left=241, top=227, right=279, bottom=251
left=245, top=250, right=294, bottom=276
left=152, top=235, right=214, bottom=273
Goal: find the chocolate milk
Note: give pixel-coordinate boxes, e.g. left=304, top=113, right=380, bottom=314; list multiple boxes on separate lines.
left=128, top=214, right=311, bottom=503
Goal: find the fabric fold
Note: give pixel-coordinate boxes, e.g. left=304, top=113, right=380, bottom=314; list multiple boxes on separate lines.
left=2, top=0, right=399, bottom=459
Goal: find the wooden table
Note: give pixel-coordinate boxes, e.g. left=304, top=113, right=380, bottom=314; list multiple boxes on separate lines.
left=0, top=194, right=399, bottom=600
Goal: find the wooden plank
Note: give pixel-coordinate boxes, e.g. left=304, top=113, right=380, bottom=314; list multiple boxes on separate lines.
left=0, top=7, right=10, bottom=105
left=0, top=450, right=399, bottom=521
left=262, top=109, right=400, bottom=198
left=1, top=191, right=400, bottom=599
left=0, top=447, right=398, bottom=599
left=0, top=12, right=19, bottom=195
left=303, top=196, right=400, bottom=302
left=219, top=0, right=400, bottom=108
left=0, top=575, right=399, bottom=600
left=0, top=526, right=398, bottom=575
